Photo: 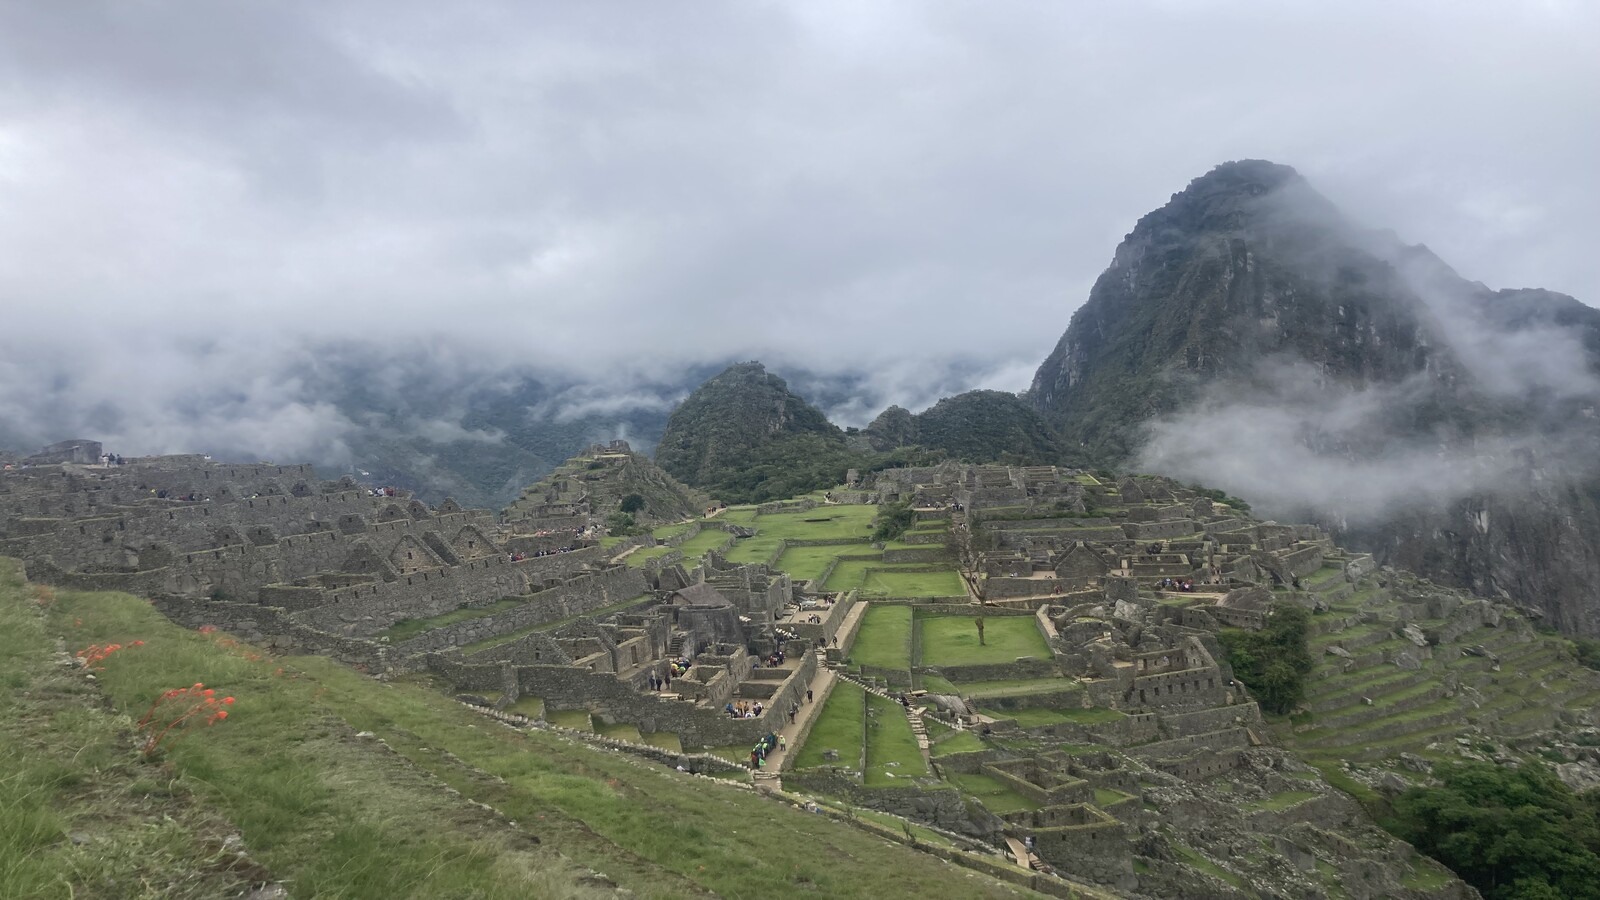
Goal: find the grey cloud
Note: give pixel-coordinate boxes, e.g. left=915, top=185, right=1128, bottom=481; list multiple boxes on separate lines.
left=0, top=2, right=1595, bottom=464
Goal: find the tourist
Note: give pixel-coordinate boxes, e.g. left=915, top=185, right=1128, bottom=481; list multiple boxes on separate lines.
left=806, top=689, right=813, bottom=703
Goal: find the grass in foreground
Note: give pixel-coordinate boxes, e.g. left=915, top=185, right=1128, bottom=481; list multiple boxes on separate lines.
left=7, top=560, right=1041, bottom=899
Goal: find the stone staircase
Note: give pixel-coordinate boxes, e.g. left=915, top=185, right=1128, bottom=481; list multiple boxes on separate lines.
left=835, top=670, right=933, bottom=766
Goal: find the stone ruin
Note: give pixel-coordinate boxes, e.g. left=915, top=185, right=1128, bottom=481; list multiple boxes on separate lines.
left=0, top=446, right=823, bottom=755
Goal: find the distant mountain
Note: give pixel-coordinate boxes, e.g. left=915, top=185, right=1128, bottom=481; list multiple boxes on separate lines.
left=863, top=390, right=1065, bottom=465
left=654, top=362, right=941, bottom=503
left=1028, top=159, right=1600, bottom=635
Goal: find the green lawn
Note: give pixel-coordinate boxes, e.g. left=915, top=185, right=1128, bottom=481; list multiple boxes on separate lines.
left=929, top=676, right=1079, bottom=699
left=776, top=544, right=862, bottom=582
left=851, top=605, right=913, bottom=671
left=792, top=680, right=866, bottom=770
left=864, top=692, right=928, bottom=786
left=595, top=722, right=643, bottom=743
left=919, top=616, right=1050, bottom=666
left=546, top=709, right=594, bottom=731
left=863, top=569, right=966, bottom=598
left=381, top=597, right=527, bottom=642
left=980, top=706, right=1126, bottom=727
left=13, top=563, right=1035, bottom=899
left=947, top=773, right=1038, bottom=814
left=725, top=506, right=880, bottom=567
left=930, top=729, right=986, bottom=757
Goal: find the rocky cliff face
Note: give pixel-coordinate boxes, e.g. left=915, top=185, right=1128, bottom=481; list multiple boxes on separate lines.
left=1030, top=159, right=1600, bottom=635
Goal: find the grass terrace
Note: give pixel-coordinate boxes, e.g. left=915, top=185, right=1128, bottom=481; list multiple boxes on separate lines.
left=864, top=692, right=929, bottom=786
left=919, top=615, right=1051, bottom=666
left=793, top=679, right=866, bottom=771
left=850, top=605, right=914, bottom=672
left=381, top=597, right=527, bottom=642
left=946, top=773, right=1039, bottom=814
left=458, top=595, right=653, bottom=653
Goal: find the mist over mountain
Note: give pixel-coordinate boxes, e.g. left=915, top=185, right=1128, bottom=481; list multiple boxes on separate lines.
left=1030, top=160, right=1600, bottom=634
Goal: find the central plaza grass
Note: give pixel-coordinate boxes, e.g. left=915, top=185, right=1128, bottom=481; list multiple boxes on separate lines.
left=921, top=675, right=1078, bottom=699
left=850, top=604, right=913, bottom=671
left=825, top=558, right=965, bottom=597
left=919, top=615, right=1051, bottom=666
left=2, top=560, right=1039, bottom=899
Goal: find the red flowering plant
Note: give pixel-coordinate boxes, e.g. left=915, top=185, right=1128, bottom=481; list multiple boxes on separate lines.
left=75, top=640, right=145, bottom=670
left=136, top=682, right=235, bottom=754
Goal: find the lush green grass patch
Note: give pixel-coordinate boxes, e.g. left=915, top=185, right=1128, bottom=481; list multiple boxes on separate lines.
left=947, top=773, right=1038, bottom=814
left=919, top=615, right=1050, bottom=667
left=862, top=569, right=966, bottom=598
left=23, top=566, right=1032, bottom=898
left=792, top=680, right=866, bottom=771
left=864, top=692, right=929, bottom=786
left=851, top=605, right=913, bottom=671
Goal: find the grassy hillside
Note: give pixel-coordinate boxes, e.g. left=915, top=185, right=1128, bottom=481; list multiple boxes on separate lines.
left=0, top=558, right=1043, bottom=900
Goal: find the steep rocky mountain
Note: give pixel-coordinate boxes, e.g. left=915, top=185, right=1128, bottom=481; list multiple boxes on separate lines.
left=1029, top=159, right=1600, bottom=635
left=863, top=390, right=1065, bottom=465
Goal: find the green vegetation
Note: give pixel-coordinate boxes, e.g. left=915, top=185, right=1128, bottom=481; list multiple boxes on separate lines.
left=1395, top=760, right=1600, bottom=900
left=919, top=615, right=1051, bottom=666
left=981, top=707, right=1126, bottom=727
left=1187, top=483, right=1252, bottom=513
left=864, top=692, right=929, bottom=786
left=381, top=597, right=526, bottom=642
left=4, top=563, right=1033, bottom=898
left=901, top=390, right=1066, bottom=465
left=793, top=680, right=865, bottom=770
left=654, top=362, right=945, bottom=503
left=860, top=568, right=965, bottom=598
left=872, top=501, right=916, bottom=542
left=851, top=605, right=913, bottom=671
left=946, top=773, right=1038, bottom=814
left=1574, top=637, right=1600, bottom=672
left=1218, top=603, right=1314, bottom=715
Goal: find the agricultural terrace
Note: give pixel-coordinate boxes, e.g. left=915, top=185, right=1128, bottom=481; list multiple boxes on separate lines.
left=631, top=501, right=966, bottom=600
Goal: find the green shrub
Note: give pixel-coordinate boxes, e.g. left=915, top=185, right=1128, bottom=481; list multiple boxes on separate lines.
left=1217, top=603, right=1312, bottom=714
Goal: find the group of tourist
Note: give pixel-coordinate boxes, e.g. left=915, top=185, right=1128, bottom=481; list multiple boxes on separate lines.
left=647, top=671, right=673, bottom=692
left=725, top=700, right=764, bottom=718
left=507, top=545, right=579, bottom=562
left=747, top=731, right=785, bottom=769
left=1156, top=577, right=1197, bottom=592
left=756, top=649, right=787, bottom=668
left=98, top=453, right=126, bottom=466
left=367, top=486, right=399, bottom=497
left=665, top=656, right=692, bottom=678
left=151, top=488, right=206, bottom=502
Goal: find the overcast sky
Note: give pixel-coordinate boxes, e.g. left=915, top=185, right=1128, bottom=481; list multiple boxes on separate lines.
left=2, top=1, right=1597, bottom=453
